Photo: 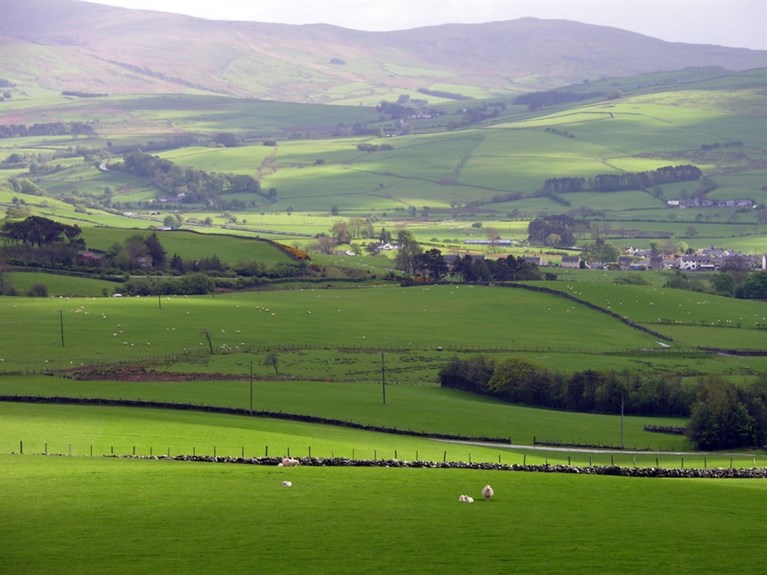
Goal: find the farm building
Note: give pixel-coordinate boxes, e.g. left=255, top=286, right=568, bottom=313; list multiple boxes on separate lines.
left=561, top=255, right=581, bottom=268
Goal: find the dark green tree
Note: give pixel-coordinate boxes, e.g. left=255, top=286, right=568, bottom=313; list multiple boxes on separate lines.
left=737, top=272, right=767, bottom=300
left=394, top=230, right=422, bottom=274
left=145, top=232, right=166, bottom=270
left=263, top=351, right=279, bottom=375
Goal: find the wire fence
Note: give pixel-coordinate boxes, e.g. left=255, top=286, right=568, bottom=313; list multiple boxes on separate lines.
left=8, top=439, right=764, bottom=471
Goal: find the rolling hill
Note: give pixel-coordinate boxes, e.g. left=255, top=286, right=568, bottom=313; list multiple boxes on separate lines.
left=1, top=0, right=765, bottom=102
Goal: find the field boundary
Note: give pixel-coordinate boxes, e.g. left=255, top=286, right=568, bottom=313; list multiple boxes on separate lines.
left=25, top=452, right=766, bottom=478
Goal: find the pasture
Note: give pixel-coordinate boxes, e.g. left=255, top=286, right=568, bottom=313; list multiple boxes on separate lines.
left=1, top=450, right=765, bottom=575
left=0, top=382, right=691, bottom=452
left=0, top=286, right=676, bottom=372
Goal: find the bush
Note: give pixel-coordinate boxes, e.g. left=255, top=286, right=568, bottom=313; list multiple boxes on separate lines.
left=27, top=283, right=48, bottom=297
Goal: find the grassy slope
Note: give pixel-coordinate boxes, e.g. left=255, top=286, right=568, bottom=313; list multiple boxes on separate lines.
left=0, top=286, right=668, bottom=372
left=0, top=381, right=690, bottom=452
left=1, top=454, right=765, bottom=575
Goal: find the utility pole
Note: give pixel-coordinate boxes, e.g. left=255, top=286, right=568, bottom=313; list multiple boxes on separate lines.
left=249, top=361, right=254, bottom=416
left=59, top=310, right=64, bottom=347
left=381, top=352, right=386, bottom=405
left=620, top=393, right=625, bottom=449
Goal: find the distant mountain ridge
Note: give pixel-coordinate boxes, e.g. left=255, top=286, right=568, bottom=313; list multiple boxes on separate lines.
left=1, top=0, right=765, bottom=102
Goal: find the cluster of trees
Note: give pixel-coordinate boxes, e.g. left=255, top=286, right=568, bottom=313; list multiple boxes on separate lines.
left=312, top=218, right=378, bottom=254
left=0, top=122, right=95, bottom=138
left=417, top=87, right=471, bottom=100
left=121, top=273, right=215, bottom=296
left=376, top=96, right=438, bottom=120
left=447, top=102, right=506, bottom=130
left=61, top=90, right=108, bottom=97
left=0, top=217, right=307, bottom=290
left=438, top=357, right=767, bottom=449
left=541, top=165, right=703, bottom=194
left=391, top=231, right=541, bottom=282
left=450, top=254, right=542, bottom=282
left=111, top=152, right=276, bottom=205
left=665, top=269, right=767, bottom=300
left=580, top=237, right=620, bottom=263
left=687, top=377, right=767, bottom=450
left=439, top=357, right=691, bottom=416
left=514, top=90, right=608, bottom=110
left=1, top=216, right=85, bottom=268
left=357, top=143, right=393, bottom=152
left=527, top=214, right=588, bottom=247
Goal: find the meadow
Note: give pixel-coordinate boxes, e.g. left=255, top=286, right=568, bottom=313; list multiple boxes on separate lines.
left=1, top=452, right=765, bottom=575
left=0, top=286, right=693, bottom=372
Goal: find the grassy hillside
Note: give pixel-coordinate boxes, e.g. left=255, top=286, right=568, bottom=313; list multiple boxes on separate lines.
left=2, top=2, right=764, bottom=100
left=2, top=68, right=763, bottom=257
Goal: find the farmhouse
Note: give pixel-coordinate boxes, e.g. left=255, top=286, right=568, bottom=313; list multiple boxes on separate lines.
left=522, top=256, right=544, bottom=266
left=561, top=255, right=581, bottom=268
left=678, top=255, right=717, bottom=271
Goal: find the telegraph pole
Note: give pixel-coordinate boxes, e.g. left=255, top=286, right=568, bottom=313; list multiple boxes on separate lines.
left=59, top=310, right=64, bottom=347
left=381, top=352, right=386, bottom=405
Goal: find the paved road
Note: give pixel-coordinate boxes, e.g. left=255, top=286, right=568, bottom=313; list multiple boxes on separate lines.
left=438, top=439, right=759, bottom=458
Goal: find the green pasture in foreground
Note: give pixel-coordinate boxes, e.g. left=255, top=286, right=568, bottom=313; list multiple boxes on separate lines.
left=0, top=380, right=691, bottom=451
left=0, top=401, right=709, bottom=466
left=1, top=454, right=765, bottom=575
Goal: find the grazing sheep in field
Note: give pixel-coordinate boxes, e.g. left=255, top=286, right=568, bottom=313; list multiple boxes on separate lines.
left=458, top=495, right=474, bottom=503
left=482, top=485, right=494, bottom=501
left=281, top=481, right=292, bottom=487
left=278, top=457, right=300, bottom=467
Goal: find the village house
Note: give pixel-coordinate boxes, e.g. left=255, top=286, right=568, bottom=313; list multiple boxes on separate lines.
left=561, top=255, right=581, bottom=268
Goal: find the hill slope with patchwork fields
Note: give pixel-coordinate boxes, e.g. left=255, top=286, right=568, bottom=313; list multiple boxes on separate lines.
left=1, top=0, right=765, bottom=101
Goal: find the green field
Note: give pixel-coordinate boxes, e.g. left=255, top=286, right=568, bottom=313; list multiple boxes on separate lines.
left=0, top=286, right=690, bottom=371
left=2, top=400, right=765, bottom=574
left=3, top=68, right=764, bottom=250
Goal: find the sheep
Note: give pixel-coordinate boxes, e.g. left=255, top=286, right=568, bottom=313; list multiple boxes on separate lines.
left=281, top=481, right=293, bottom=488
left=278, top=457, right=300, bottom=467
left=482, top=485, right=494, bottom=501
left=458, top=495, right=474, bottom=503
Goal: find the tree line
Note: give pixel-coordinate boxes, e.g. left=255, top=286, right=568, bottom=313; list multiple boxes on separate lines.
left=438, top=356, right=767, bottom=450
left=0, top=122, right=95, bottom=138
left=514, top=90, right=608, bottom=110
left=541, top=165, right=703, bottom=194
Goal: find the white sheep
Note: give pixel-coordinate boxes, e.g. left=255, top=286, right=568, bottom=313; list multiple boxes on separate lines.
left=281, top=481, right=293, bottom=487
left=482, top=485, right=494, bottom=501
left=278, top=457, right=300, bottom=467
left=458, top=495, right=474, bottom=503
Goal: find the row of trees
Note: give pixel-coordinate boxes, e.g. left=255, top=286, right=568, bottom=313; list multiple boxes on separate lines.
left=1, top=216, right=85, bottom=268
left=0, top=122, right=95, bottom=139
left=514, top=90, right=608, bottom=110
left=541, top=165, right=703, bottom=194
left=438, top=356, right=766, bottom=449
left=111, top=152, right=276, bottom=205
left=665, top=269, right=767, bottom=300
